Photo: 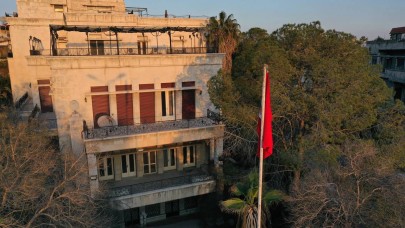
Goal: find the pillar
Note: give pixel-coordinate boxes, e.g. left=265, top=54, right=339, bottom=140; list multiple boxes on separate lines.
left=157, top=149, right=164, bottom=174
left=114, top=154, right=122, bottom=181
left=109, top=84, right=117, bottom=123
left=87, top=153, right=99, bottom=197
left=215, top=138, right=223, bottom=167
left=69, top=112, right=84, bottom=155
left=176, top=147, right=184, bottom=171
left=136, top=151, right=144, bottom=177
left=209, top=138, right=215, bottom=161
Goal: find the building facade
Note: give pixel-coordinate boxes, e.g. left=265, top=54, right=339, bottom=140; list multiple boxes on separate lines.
left=367, top=26, right=405, bottom=102
left=7, top=0, right=224, bottom=226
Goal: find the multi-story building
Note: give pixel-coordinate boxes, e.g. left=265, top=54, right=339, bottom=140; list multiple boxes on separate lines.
left=367, top=26, right=405, bottom=102
left=6, top=0, right=225, bottom=226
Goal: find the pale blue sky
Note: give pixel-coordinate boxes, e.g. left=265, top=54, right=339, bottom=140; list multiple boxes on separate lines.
left=1, top=0, right=405, bottom=39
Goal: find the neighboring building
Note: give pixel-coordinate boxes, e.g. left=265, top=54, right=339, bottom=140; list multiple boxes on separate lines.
left=367, top=26, right=405, bottom=102
left=0, top=23, right=10, bottom=58
left=6, top=0, right=225, bottom=226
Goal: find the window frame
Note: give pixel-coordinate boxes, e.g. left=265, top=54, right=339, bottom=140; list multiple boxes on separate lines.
left=121, top=153, right=136, bottom=178
left=163, top=148, right=176, bottom=171
left=143, top=151, right=157, bottom=174
left=98, top=156, right=114, bottom=181
left=161, top=90, right=175, bottom=121
left=182, top=145, right=196, bottom=167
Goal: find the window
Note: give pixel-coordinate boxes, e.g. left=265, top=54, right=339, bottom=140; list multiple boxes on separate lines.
left=183, top=145, right=195, bottom=167
left=137, top=36, right=148, bottom=54
left=90, top=40, right=105, bottom=55
left=54, top=5, right=64, bottom=12
left=397, top=58, right=404, bottom=70
left=99, top=156, right=114, bottom=180
left=143, top=151, right=157, bottom=174
left=163, top=148, right=176, bottom=170
left=121, top=153, right=136, bottom=178
left=161, top=91, right=175, bottom=120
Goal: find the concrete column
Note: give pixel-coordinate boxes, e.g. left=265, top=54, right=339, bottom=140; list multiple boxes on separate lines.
left=155, top=90, right=162, bottom=122
left=114, top=154, right=122, bottom=181
left=87, top=153, right=99, bottom=197
left=157, top=149, right=164, bottom=174
left=136, top=152, right=144, bottom=177
left=160, top=203, right=165, bottom=215
left=69, top=112, right=84, bottom=155
left=176, top=147, right=184, bottom=171
left=196, top=143, right=206, bottom=168
left=215, top=138, right=224, bottom=166
left=175, top=90, right=182, bottom=120
left=133, top=93, right=140, bottom=124
left=209, top=138, right=215, bottom=161
left=109, top=84, right=118, bottom=123
left=179, top=198, right=185, bottom=211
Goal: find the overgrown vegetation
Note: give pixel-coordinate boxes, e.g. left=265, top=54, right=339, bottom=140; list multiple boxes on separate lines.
left=208, top=20, right=405, bottom=227
left=0, top=111, right=116, bottom=227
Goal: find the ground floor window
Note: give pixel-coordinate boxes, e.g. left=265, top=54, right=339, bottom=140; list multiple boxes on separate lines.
left=143, top=151, right=157, bottom=174
left=98, top=156, right=114, bottom=180
left=145, top=203, right=161, bottom=218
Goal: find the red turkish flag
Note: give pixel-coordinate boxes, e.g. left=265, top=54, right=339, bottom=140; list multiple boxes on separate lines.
left=257, top=70, right=273, bottom=159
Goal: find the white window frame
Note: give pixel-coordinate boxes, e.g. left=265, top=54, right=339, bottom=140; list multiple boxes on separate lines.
left=121, top=153, right=136, bottom=178
left=98, top=156, right=114, bottom=181
left=143, top=151, right=157, bottom=174
left=183, top=145, right=196, bottom=167
left=163, top=148, right=176, bottom=171
left=161, top=90, right=175, bottom=121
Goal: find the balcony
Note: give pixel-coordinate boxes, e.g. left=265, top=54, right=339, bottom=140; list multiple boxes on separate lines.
left=107, top=168, right=214, bottom=198
left=30, top=47, right=216, bottom=57
left=107, top=168, right=216, bottom=210
left=384, top=69, right=405, bottom=83
left=84, top=117, right=219, bottom=140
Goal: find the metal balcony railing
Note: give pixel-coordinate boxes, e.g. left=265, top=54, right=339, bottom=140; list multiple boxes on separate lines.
left=84, top=116, right=220, bottom=140
left=108, top=173, right=214, bottom=198
left=30, top=47, right=216, bottom=57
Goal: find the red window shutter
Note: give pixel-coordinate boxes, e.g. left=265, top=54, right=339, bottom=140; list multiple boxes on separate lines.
left=182, top=89, right=195, bottom=119
left=38, top=86, right=53, bottom=113
left=182, top=81, right=195, bottom=87
left=116, top=85, right=133, bottom=126
left=161, top=82, right=175, bottom=88
left=139, top=84, right=155, bottom=123
left=91, top=86, right=109, bottom=128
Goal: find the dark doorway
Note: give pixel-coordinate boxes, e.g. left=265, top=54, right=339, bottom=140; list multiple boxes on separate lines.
left=182, top=90, right=195, bottom=119
left=165, top=200, right=180, bottom=218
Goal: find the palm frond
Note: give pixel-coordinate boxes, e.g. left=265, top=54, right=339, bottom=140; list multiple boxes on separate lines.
left=220, top=198, right=247, bottom=215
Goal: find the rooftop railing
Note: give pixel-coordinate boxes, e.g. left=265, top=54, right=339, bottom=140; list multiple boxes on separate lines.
left=30, top=47, right=216, bottom=57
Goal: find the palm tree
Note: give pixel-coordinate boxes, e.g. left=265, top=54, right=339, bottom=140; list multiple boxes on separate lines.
left=206, top=11, right=240, bottom=74
left=220, top=171, right=284, bottom=228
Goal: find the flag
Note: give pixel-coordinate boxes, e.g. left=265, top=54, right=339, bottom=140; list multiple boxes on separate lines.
left=257, top=70, right=273, bottom=159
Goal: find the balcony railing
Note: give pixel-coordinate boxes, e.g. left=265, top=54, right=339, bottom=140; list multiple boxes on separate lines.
left=108, top=173, right=214, bottom=198
left=30, top=47, right=216, bottom=57
left=84, top=116, right=220, bottom=140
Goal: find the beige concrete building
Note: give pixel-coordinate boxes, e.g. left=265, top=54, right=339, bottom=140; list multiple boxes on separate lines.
left=367, top=27, right=405, bottom=102
left=7, top=0, right=224, bottom=226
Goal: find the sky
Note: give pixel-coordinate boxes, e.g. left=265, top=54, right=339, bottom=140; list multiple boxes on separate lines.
left=1, top=0, right=405, bottom=39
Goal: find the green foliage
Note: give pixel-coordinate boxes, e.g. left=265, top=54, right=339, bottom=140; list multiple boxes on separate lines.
left=220, top=170, right=285, bottom=228
left=211, top=21, right=405, bottom=227
left=0, top=74, right=11, bottom=108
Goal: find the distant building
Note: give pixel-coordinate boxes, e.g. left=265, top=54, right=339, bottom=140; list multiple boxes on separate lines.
left=6, top=0, right=225, bottom=226
left=367, top=26, right=405, bottom=102
left=0, top=23, right=10, bottom=59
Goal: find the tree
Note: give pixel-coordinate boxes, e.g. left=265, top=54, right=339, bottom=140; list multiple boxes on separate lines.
left=210, top=22, right=405, bottom=226
left=220, top=171, right=284, bottom=228
left=206, top=11, right=240, bottom=74
left=0, top=110, right=115, bottom=227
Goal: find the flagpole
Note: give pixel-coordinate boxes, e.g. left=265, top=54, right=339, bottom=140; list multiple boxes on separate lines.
left=257, top=65, right=267, bottom=228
